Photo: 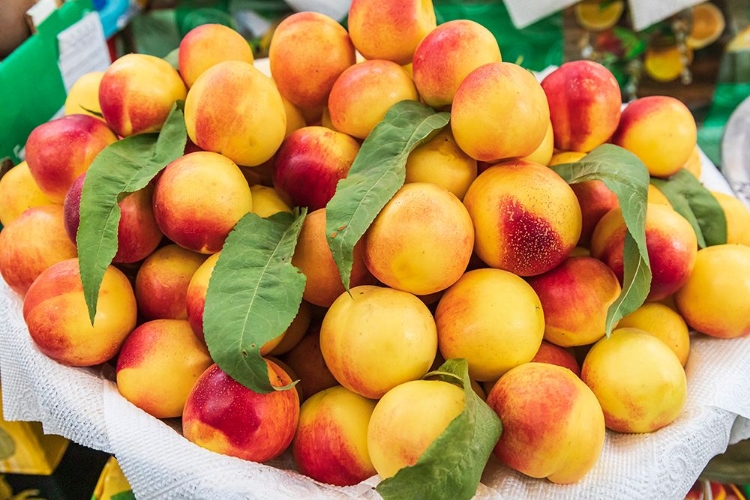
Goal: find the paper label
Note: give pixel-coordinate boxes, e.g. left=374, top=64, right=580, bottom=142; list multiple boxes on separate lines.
left=57, top=11, right=111, bottom=93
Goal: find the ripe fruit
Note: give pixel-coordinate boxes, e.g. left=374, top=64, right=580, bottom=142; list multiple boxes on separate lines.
left=367, top=379, right=464, bottom=479
left=463, top=160, right=581, bottom=276
left=582, top=328, right=687, bottom=433
left=435, top=268, right=545, bottom=381
left=25, top=114, right=117, bottom=203
left=541, top=60, right=622, bottom=152
left=280, top=323, right=338, bottom=400
left=273, top=126, right=360, bottom=211
left=291, top=209, right=374, bottom=308
left=364, top=182, right=475, bottom=295
left=412, top=19, right=502, bottom=108
left=347, top=0, right=437, bottom=65
left=616, top=302, right=690, bottom=366
left=0, top=162, right=53, bottom=226
left=134, top=244, right=208, bottom=321
left=64, top=174, right=163, bottom=264
left=153, top=152, right=252, bottom=254
left=404, top=128, right=477, bottom=200
left=591, top=204, right=698, bottom=301
left=116, top=319, right=213, bottom=418
left=531, top=341, right=581, bottom=377
left=451, top=62, right=550, bottom=162
left=184, top=61, right=286, bottom=167
left=64, top=71, right=104, bottom=118
left=526, top=256, right=621, bottom=347
left=712, top=191, right=750, bottom=246
left=269, top=12, right=355, bottom=109
left=0, top=205, right=77, bottom=296
left=99, top=53, right=187, bottom=137
left=178, top=24, right=254, bottom=88
left=611, top=96, right=697, bottom=178
left=328, top=60, right=419, bottom=139
left=293, top=386, right=377, bottom=486
left=320, top=285, right=437, bottom=399
left=182, top=361, right=300, bottom=463
left=23, top=258, right=137, bottom=366
left=674, top=244, right=750, bottom=338
left=487, top=363, right=605, bottom=483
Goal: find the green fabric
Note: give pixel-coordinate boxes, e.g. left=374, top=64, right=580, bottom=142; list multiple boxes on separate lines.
left=0, top=0, right=94, bottom=164
left=433, top=1, right=564, bottom=71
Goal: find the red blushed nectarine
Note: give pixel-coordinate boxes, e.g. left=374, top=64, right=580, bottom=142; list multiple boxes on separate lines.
left=23, top=258, right=137, bottom=366
left=412, top=19, right=502, bottom=108
left=25, top=114, right=117, bottom=203
left=463, top=160, right=581, bottom=277
left=64, top=173, right=163, bottom=264
left=487, top=363, right=605, bottom=483
left=152, top=152, right=252, bottom=255
left=116, top=319, right=213, bottom=418
left=541, top=60, right=622, bottom=153
left=526, top=256, right=621, bottom=347
left=591, top=203, right=697, bottom=301
left=99, top=53, right=187, bottom=137
left=269, top=11, right=355, bottom=110
left=134, top=244, right=208, bottom=321
left=273, top=126, right=360, bottom=211
left=182, top=361, right=299, bottom=463
left=293, top=385, right=377, bottom=486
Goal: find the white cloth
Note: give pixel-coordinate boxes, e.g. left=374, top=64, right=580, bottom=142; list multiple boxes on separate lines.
left=504, top=0, right=705, bottom=31
left=1, top=159, right=749, bottom=499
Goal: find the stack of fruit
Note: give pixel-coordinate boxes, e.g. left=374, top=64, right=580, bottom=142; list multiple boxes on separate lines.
left=1, top=0, right=749, bottom=498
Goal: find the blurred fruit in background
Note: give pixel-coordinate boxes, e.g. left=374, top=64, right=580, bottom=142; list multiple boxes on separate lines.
left=687, top=2, right=726, bottom=50
left=574, top=0, right=624, bottom=32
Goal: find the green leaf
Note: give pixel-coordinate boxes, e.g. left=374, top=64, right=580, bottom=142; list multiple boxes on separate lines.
left=551, top=144, right=652, bottom=335
left=111, top=491, right=136, bottom=500
left=651, top=170, right=727, bottom=248
left=326, top=101, right=450, bottom=289
left=78, top=103, right=187, bottom=324
left=203, top=210, right=307, bottom=394
left=163, top=47, right=180, bottom=71
left=376, top=359, right=502, bottom=500
left=79, top=105, right=104, bottom=118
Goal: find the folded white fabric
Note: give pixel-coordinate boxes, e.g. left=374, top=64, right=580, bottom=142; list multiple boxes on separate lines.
left=504, top=0, right=705, bottom=31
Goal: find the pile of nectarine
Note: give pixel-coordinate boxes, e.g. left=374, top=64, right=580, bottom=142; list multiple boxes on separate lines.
left=1, top=0, right=749, bottom=497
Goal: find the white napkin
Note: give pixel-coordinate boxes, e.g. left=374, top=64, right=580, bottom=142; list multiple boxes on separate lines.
left=628, top=0, right=705, bottom=32
left=1, top=157, right=749, bottom=499
left=503, top=0, right=705, bottom=31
